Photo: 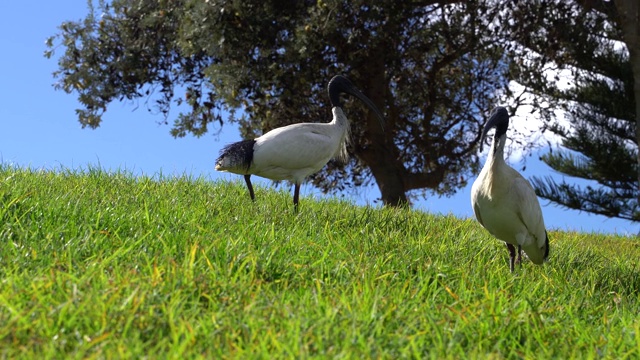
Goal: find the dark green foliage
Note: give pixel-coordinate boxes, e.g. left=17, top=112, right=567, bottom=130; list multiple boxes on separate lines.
left=45, top=0, right=218, bottom=133
left=46, top=0, right=511, bottom=206
left=507, top=0, right=639, bottom=222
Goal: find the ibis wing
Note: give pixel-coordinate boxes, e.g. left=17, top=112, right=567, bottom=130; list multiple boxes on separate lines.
left=470, top=174, right=488, bottom=228
left=511, top=175, right=545, bottom=236
left=252, top=123, right=339, bottom=176
left=472, top=203, right=485, bottom=228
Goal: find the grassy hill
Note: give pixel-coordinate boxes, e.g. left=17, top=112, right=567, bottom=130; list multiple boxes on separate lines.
left=0, top=166, right=638, bottom=358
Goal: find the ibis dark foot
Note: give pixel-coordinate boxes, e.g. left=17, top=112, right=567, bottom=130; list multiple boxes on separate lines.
left=506, top=243, right=517, bottom=272
left=293, top=183, right=300, bottom=212
left=244, top=175, right=255, bottom=201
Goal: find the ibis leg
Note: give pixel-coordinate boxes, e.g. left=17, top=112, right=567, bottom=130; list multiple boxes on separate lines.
left=516, top=245, right=523, bottom=266
left=293, top=183, right=300, bottom=211
left=506, top=243, right=516, bottom=272
left=244, top=175, right=255, bottom=201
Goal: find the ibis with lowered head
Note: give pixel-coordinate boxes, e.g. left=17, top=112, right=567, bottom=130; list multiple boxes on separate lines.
left=215, top=75, right=384, bottom=210
left=470, top=107, right=550, bottom=272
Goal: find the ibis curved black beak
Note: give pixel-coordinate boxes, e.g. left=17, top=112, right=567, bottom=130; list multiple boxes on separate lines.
left=480, top=106, right=509, bottom=151
left=328, top=75, right=385, bottom=131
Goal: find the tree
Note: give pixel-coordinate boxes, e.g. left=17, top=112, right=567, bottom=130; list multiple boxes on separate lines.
left=614, top=0, right=640, bottom=217
left=506, top=0, right=639, bottom=222
left=46, top=0, right=512, bottom=206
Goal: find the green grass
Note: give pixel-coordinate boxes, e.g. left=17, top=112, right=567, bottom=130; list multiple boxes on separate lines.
left=0, top=165, right=638, bottom=359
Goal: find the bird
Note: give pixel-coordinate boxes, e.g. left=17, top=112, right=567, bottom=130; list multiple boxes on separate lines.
left=470, top=106, right=550, bottom=272
left=215, top=75, right=385, bottom=209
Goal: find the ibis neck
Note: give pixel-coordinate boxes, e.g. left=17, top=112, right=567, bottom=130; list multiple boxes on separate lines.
left=487, top=134, right=507, bottom=167
left=332, top=107, right=349, bottom=127
left=331, top=106, right=351, bottom=163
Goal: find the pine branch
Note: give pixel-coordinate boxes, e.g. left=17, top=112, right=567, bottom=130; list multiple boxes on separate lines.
left=531, top=175, right=640, bottom=222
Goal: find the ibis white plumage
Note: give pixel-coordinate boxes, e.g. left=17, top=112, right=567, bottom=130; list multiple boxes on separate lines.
left=470, top=107, right=550, bottom=272
left=215, top=75, right=384, bottom=209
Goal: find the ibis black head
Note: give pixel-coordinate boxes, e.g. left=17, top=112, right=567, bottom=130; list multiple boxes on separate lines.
left=480, top=106, right=510, bottom=150
left=327, top=75, right=385, bottom=130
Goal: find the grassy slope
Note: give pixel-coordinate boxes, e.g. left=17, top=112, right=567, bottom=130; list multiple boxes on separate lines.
left=0, top=166, right=638, bottom=358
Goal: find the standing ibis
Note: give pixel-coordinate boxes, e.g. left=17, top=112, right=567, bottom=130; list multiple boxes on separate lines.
left=215, top=75, right=384, bottom=209
left=470, top=107, right=550, bottom=272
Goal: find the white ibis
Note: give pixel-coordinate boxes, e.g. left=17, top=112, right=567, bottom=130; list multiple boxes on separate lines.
left=470, top=107, right=550, bottom=272
left=215, top=75, right=384, bottom=209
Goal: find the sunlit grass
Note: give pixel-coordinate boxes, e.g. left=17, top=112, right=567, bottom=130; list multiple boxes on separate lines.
left=0, top=165, right=638, bottom=358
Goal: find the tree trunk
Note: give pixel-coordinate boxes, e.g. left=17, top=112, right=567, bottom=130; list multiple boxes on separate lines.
left=357, top=55, right=408, bottom=207
left=613, top=0, right=640, bottom=208
left=359, top=145, right=409, bottom=207
left=355, top=46, right=448, bottom=207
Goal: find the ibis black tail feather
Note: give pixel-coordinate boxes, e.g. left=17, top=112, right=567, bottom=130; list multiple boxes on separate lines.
left=215, top=139, right=256, bottom=173
left=544, top=230, right=550, bottom=260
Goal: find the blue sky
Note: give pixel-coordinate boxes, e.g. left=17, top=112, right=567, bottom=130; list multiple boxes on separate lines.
left=1, top=1, right=637, bottom=236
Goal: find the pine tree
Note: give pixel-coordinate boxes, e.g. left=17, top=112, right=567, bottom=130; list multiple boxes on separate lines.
left=508, top=0, right=639, bottom=222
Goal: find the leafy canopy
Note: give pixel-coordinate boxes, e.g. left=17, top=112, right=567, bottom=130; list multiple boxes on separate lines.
left=47, top=0, right=512, bottom=206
